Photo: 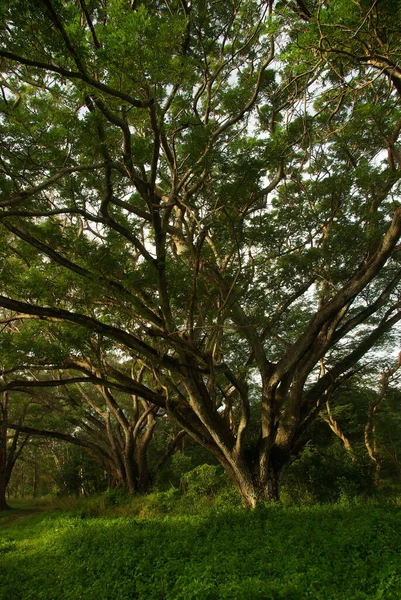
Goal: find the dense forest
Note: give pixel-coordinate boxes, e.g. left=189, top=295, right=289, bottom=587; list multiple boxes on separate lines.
left=1, top=0, right=401, bottom=511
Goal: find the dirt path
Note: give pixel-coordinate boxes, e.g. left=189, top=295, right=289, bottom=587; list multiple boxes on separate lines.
left=0, top=509, right=43, bottom=528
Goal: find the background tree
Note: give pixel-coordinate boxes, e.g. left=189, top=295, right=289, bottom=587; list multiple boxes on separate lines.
left=7, top=439, right=56, bottom=499
left=0, top=391, right=32, bottom=509
left=363, top=355, right=401, bottom=483
left=3, top=380, right=163, bottom=495
left=1, top=0, right=401, bottom=506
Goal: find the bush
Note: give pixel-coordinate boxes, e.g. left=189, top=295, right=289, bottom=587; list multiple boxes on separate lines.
left=180, top=464, right=225, bottom=499
left=281, top=440, right=376, bottom=504
left=154, top=451, right=194, bottom=491
left=138, top=488, right=180, bottom=518
left=102, top=488, right=131, bottom=507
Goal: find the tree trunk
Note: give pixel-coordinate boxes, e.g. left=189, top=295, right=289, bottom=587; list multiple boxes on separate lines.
left=0, top=394, right=11, bottom=510
left=33, top=454, right=39, bottom=498
left=137, top=442, right=152, bottom=493
left=0, top=470, right=11, bottom=510
left=230, top=471, right=280, bottom=508
left=264, top=463, right=281, bottom=503
left=123, top=443, right=139, bottom=495
left=222, top=451, right=286, bottom=508
left=136, top=408, right=157, bottom=493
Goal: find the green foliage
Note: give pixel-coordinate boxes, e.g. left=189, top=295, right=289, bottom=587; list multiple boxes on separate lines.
left=180, top=464, right=225, bottom=499
left=153, top=450, right=194, bottom=490
left=2, top=502, right=401, bottom=599
left=282, top=441, right=375, bottom=504
left=136, top=488, right=181, bottom=518
left=51, top=447, right=107, bottom=497
left=101, top=488, right=130, bottom=507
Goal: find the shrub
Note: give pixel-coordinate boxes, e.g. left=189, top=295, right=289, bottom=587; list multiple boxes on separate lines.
left=154, top=450, right=194, bottom=491
left=102, top=488, right=130, bottom=507
left=138, top=488, right=180, bottom=518
left=180, top=464, right=225, bottom=499
left=281, top=440, right=375, bottom=504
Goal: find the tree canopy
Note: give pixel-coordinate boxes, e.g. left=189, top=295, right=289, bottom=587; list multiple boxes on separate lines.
left=1, top=0, right=401, bottom=506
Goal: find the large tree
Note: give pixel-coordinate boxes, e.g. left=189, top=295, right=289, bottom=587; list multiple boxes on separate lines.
left=1, top=0, right=401, bottom=506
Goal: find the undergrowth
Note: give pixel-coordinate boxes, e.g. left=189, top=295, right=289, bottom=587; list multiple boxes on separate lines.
left=2, top=466, right=401, bottom=599
left=1, top=493, right=401, bottom=599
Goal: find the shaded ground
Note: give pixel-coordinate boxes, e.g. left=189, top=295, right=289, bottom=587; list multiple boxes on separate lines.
left=1, top=503, right=401, bottom=599
left=0, top=508, right=42, bottom=528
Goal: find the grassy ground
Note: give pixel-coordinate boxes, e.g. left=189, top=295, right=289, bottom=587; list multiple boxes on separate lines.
left=1, top=497, right=401, bottom=599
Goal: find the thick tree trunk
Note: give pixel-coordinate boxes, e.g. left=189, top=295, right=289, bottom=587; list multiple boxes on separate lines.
left=225, top=453, right=286, bottom=508
left=264, top=463, right=281, bottom=502
left=232, top=474, right=280, bottom=508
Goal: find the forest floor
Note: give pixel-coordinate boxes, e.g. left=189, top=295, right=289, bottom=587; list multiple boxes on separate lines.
left=0, top=508, right=43, bottom=528
left=1, top=496, right=401, bottom=599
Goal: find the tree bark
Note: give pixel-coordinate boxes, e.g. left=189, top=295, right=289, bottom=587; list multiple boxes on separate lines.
left=228, top=458, right=285, bottom=508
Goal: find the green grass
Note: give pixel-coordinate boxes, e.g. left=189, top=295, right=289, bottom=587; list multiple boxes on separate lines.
left=1, top=500, right=401, bottom=599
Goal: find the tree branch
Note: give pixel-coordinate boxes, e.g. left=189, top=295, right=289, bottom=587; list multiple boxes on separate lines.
left=0, top=50, right=152, bottom=108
